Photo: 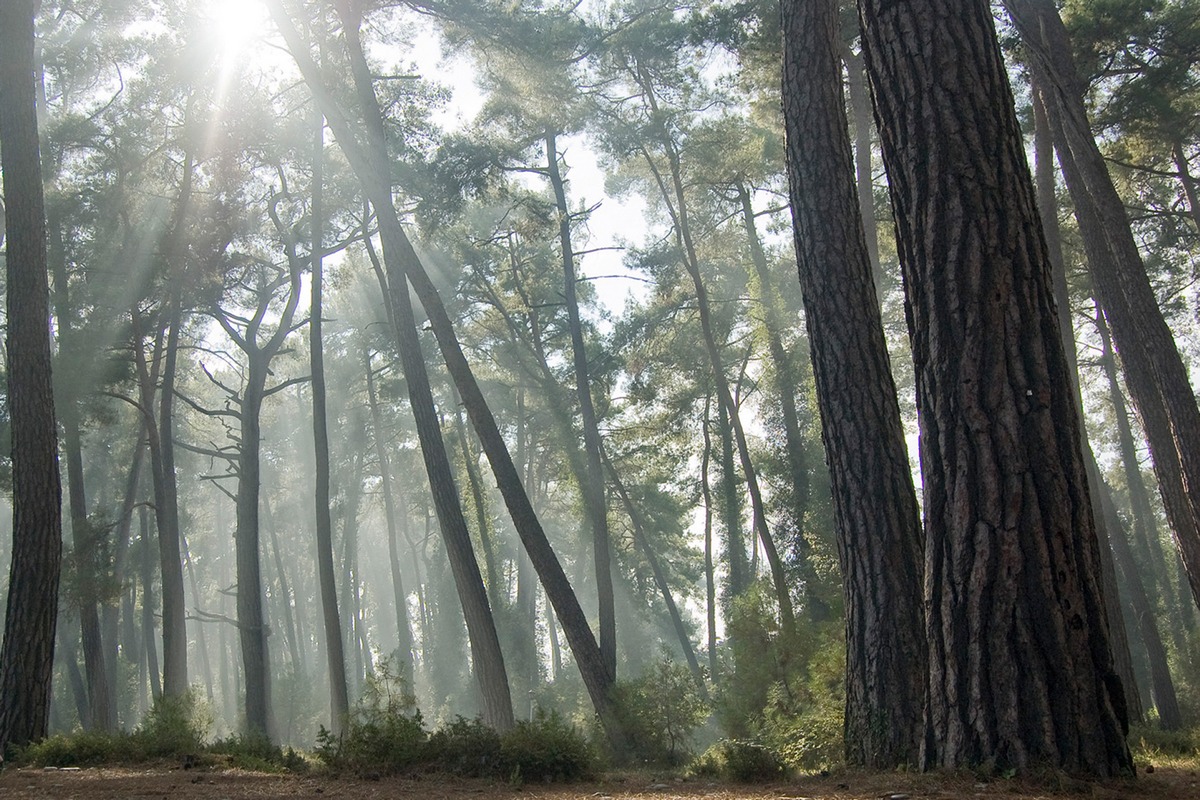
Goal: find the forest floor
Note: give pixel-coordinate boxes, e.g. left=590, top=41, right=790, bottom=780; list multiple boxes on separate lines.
left=0, top=761, right=1196, bottom=800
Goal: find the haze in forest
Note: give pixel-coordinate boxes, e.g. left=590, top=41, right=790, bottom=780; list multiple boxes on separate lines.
left=0, top=0, right=1198, bottom=783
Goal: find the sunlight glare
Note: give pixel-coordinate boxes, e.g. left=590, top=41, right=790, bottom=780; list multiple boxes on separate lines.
left=204, top=0, right=268, bottom=60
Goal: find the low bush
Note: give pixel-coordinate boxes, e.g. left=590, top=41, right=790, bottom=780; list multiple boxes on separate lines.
left=499, top=709, right=595, bottom=783
left=690, top=739, right=785, bottom=782
left=611, top=658, right=709, bottom=765
left=426, top=716, right=501, bottom=776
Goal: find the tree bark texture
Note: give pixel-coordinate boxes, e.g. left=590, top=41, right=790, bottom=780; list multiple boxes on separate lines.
left=0, top=0, right=65, bottom=751
left=781, top=0, right=925, bottom=768
left=859, top=0, right=1133, bottom=775
left=1004, top=0, right=1200, bottom=617
left=1033, top=91, right=1143, bottom=725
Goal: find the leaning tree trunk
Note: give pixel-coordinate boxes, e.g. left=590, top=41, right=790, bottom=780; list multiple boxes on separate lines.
left=781, top=0, right=925, bottom=768
left=1033, top=90, right=1143, bottom=724
left=859, top=0, right=1133, bottom=775
left=1005, top=0, right=1200, bottom=616
left=267, top=2, right=623, bottom=744
left=0, top=0, right=64, bottom=750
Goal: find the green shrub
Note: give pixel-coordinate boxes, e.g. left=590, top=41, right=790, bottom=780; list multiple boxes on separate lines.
left=1129, top=723, right=1200, bottom=758
left=499, top=709, right=595, bottom=782
left=19, top=731, right=134, bottom=767
left=689, top=739, right=785, bottom=782
left=611, top=657, right=709, bottom=765
left=316, top=655, right=428, bottom=775
left=131, top=689, right=211, bottom=757
left=209, top=733, right=304, bottom=773
left=426, top=716, right=501, bottom=776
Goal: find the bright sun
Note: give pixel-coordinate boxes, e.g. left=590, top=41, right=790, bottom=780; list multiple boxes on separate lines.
left=204, top=0, right=269, bottom=57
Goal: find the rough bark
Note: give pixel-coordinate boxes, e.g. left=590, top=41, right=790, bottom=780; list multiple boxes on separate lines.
left=1033, top=91, right=1143, bottom=724
left=781, top=0, right=925, bottom=768
left=859, top=0, right=1133, bottom=775
left=841, top=45, right=882, bottom=288
left=1005, top=0, right=1200, bottom=616
left=0, top=0, right=65, bottom=750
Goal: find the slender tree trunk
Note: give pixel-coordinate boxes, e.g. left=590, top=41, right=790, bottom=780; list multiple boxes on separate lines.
left=104, top=429, right=146, bottom=722
left=309, top=109, right=350, bottom=734
left=236, top=359, right=273, bottom=739
left=1100, top=486, right=1182, bottom=729
left=545, top=130, right=617, bottom=678
left=270, top=3, right=620, bottom=742
left=365, top=350, right=416, bottom=690
left=139, top=507, right=161, bottom=704
left=1005, top=0, right=1200, bottom=616
left=264, top=499, right=304, bottom=681
left=841, top=44, right=882, bottom=288
left=635, top=116, right=794, bottom=632
left=700, top=399, right=719, bottom=679
left=180, top=532, right=214, bottom=702
left=782, top=0, right=925, bottom=767
left=602, top=448, right=707, bottom=697
left=0, top=0, right=64, bottom=749
left=1171, top=139, right=1200, bottom=234
left=860, top=0, right=1132, bottom=774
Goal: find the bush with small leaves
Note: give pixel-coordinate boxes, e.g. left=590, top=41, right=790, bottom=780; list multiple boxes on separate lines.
left=690, top=739, right=785, bottom=782
left=426, top=716, right=501, bottom=776
left=498, top=709, right=595, bottom=783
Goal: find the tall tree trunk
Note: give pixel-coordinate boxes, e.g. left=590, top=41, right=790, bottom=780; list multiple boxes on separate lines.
left=841, top=44, right=882, bottom=288
left=782, top=0, right=925, bottom=768
left=735, top=180, right=827, bottom=619
left=1033, top=91, right=1143, bottom=725
left=0, top=0, right=65, bottom=749
left=860, top=0, right=1132, bottom=775
left=180, top=532, right=215, bottom=702
left=264, top=499, right=304, bottom=682
left=701, top=397, right=719, bottom=679
left=1005, top=0, right=1200, bottom=617
left=545, top=129, right=617, bottom=679
left=139, top=506, right=162, bottom=704
left=602, top=448, right=707, bottom=698
left=365, top=350, right=417, bottom=691
left=105, top=428, right=147, bottom=721
left=633, top=107, right=795, bottom=632
left=309, top=108, right=350, bottom=735
left=270, top=4, right=624, bottom=744
left=236, top=358, right=273, bottom=739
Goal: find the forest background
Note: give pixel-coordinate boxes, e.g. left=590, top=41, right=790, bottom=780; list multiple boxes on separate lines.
left=2, top=0, right=1200, bottom=779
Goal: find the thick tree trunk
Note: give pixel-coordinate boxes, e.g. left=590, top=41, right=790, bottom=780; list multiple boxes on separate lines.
left=545, top=130, right=617, bottom=679
left=860, top=0, right=1133, bottom=775
left=1005, top=0, right=1200, bottom=617
left=1033, top=92, right=1143, bottom=725
left=309, top=110, right=350, bottom=735
left=0, top=0, right=65, bottom=749
left=268, top=3, right=621, bottom=743
left=781, top=0, right=925, bottom=768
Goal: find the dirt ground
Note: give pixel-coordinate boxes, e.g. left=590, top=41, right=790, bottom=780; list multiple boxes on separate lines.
left=0, top=763, right=1196, bottom=800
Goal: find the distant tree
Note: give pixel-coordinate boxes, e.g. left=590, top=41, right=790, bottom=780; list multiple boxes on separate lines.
left=860, top=0, right=1133, bottom=775
left=0, top=0, right=65, bottom=752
